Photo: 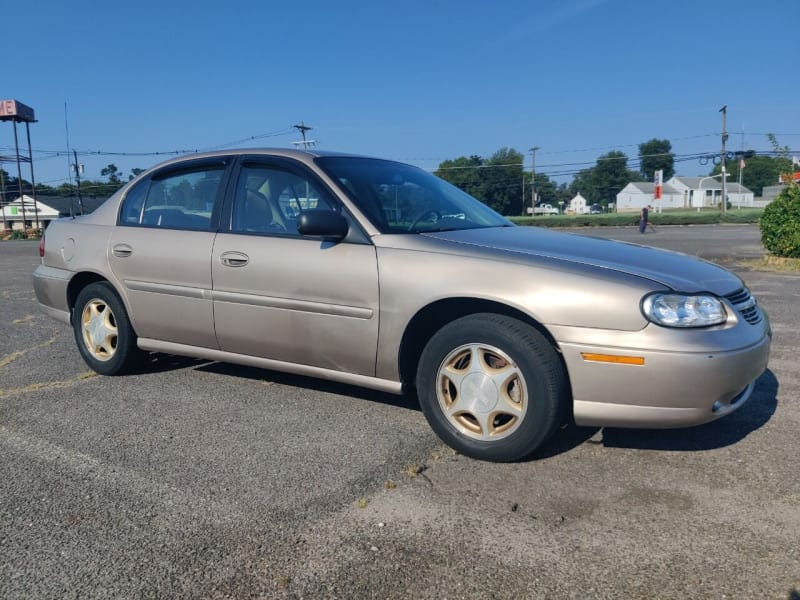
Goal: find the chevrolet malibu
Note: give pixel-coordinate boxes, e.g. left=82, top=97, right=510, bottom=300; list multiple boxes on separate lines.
left=33, top=149, right=771, bottom=461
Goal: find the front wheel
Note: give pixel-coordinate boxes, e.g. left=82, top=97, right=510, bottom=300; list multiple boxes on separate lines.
left=73, top=282, right=145, bottom=375
left=416, top=314, right=567, bottom=462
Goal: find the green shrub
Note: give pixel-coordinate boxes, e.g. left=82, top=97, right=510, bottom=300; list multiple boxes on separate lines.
left=760, top=184, right=800, bottom=257
left=509, top=208, right=762, bottom=229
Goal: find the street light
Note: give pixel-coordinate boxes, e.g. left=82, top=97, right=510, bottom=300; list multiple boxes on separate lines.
left=696, top=173, right=730, bottom=213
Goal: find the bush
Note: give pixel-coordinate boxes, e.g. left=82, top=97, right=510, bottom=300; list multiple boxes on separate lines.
left=760, top=184, right=800, bottom=258
left=509, top=208, right=762, bottom=229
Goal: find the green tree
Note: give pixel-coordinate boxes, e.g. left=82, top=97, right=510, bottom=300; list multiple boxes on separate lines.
left=482, top=148, right=525, bottom=215
left=79, top=178, right=120, bottom=198
left=528, top=172, right=564, bottom=208
left=101, top=164, right=122, bottom=184
left=0, top=167, right=11, bottom=204
left=711, top=153, right=792, bottom=196
left=638, top=138, right=675, bottom=181
left=435, top=155, right=484, bottom=200
left=128, top=167, right=145, bottom=181
left=569, top=151, right=639, bottom=205
left=435, top=149, right=526, bottom=216
left=760, top=183, right=800, bottom=257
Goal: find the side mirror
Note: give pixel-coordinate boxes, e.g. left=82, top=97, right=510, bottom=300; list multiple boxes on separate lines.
left=297, top=210, right=349, bottom=241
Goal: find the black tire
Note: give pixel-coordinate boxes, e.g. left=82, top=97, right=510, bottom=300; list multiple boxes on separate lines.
left=416, top=313, right=567, bottom=462
left=72, top=282, right=145, bottom=375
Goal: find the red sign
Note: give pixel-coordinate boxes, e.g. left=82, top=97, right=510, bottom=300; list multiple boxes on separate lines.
left=654, top=169, right=663, bottom=200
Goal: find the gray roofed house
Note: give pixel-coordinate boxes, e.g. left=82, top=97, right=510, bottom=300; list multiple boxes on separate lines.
left=34, top=194, right=109, bottom=216
left=668, top=177, right=754, bottom=208
left=1, top=194, right=110, bottom=231
left=615, top=181, right=683, bottom=212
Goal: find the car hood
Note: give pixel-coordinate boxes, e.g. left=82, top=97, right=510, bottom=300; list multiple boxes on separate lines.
left=422, top=226, right=743, bottom=295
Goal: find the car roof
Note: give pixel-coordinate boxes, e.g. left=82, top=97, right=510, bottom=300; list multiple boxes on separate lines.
left=145, top=148, right=381, bottom=172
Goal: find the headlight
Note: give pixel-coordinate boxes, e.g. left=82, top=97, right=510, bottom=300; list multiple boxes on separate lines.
left=642, top=293, right=727, bottom=328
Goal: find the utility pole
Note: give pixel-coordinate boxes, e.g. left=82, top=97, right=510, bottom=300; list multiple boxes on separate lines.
left=0, top=162, right=7, bottom=231
left=529, top=146, right=539, bottom=216
left=720, top=105, right=728, bottom=214
left=72, top=150, right=85, bottom=215
left=12, top=121, right=27, bottom=233
left=25, top=121, right=39, bottom=230
left=292, top=122, right=316, bottom=149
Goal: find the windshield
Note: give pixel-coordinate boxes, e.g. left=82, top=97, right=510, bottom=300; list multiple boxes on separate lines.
left=316, top=156, right=512, bottom=234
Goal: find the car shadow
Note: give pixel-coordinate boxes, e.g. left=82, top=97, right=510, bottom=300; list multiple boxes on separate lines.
left=536, top=369, right=778, bottom=458
left=136, top=353, right=211, bottom=374
left=137, top=355, right=778, bottom=456
left=194, top=361, right=421, bottom=412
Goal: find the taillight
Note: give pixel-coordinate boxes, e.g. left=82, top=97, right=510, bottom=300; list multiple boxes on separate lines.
left=39, top=233, right=45, bottom=258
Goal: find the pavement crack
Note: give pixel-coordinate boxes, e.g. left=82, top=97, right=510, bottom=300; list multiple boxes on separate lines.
left=0, top=371, right=97, bottom=399
left=0, top=336, right=58, bottom=369
left=11, top=314, right=37, bottom=325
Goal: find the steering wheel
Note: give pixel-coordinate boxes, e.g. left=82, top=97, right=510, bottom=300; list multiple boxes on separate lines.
left=407, top=209, right=441, bottom=231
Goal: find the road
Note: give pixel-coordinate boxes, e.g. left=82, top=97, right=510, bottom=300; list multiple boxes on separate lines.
left=1, top=225, right=798, bottom=599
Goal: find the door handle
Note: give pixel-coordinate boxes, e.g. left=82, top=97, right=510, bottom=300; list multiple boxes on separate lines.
left=112, top=244, right=133, bottom=258
left=220, top=251, right=249, bottom=267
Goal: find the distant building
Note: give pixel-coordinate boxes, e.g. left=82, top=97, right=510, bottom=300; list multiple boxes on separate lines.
left=615, top=178, right=755, bottom=212
left=1, top=194, right=108, bottom=231
left=615, top=181, right=682, bottom=212
left=668, top=177, right=754, bottom=209
left=567, top=192, right=590, bottom=214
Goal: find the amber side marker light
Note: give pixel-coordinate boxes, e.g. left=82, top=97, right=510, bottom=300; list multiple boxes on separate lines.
left=581, top=352, right=645, bottom=366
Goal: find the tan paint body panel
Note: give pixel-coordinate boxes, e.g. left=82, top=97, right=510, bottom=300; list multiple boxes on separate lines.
left=108, top=227, right=218, bottom=349
left=371, top=238, right=658, bottom=382
left=211, top=233, right=379, bottom=375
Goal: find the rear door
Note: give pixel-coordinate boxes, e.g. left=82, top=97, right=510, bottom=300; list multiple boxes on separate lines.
left=211, top=157, right=380, bottom=376
left=108, top=158, right=230, bottom=349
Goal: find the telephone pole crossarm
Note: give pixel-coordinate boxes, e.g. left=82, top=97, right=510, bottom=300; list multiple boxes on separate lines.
left=292, top=122, right=316, bottom=149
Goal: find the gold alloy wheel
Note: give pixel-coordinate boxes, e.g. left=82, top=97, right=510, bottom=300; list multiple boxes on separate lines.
left=80, top=299, right=118, bottom=361
left=436, top=343, right=528, bottom=441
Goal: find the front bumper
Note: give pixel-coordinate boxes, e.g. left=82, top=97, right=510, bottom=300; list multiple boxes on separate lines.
left=554, top=319, right=771, bottom=429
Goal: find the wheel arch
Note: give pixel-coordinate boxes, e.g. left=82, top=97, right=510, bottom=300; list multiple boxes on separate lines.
left=398, top=297, right=568, bottom=394
left=66, top=272, right=128, bottom=326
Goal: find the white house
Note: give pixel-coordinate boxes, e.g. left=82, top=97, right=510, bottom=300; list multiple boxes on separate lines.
left=667, top=177, right=754, bottom=209
left=567, top=192, right=590, bottom=214
left=0, top=195, right=59, bottom=231
left=1, top=195, right=104, bottom=231
left=615, top=182, right=683, bottom=212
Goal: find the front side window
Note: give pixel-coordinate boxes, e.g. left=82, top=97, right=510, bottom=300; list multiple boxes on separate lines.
left=121, top=166, right=224, bottom=230
left=316, top=157, right=511, bottom=234
left=231, top=165, right=336, bottom=236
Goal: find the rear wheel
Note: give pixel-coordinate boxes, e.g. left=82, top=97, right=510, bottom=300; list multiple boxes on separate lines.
left=73, top=282, right=145, bottom=375
left=416, top=313, right=567, bottom=462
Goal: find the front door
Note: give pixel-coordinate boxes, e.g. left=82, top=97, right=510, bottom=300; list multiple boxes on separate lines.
left=211, top=160, right=380, bottom=376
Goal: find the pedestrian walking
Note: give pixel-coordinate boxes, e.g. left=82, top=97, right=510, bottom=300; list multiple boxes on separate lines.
left=639, top=205, right=656, bottom=233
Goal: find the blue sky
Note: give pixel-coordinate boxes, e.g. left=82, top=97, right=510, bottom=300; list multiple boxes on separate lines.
left=2, top=0, right=798, bottom=189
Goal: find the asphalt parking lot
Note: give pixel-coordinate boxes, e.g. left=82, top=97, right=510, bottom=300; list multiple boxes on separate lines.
left=1, top=224, right=798, bottom=599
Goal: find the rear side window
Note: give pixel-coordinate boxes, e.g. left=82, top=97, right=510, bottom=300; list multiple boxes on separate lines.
left=119, top=180, right=148, bottom=225
left=119, top=166, right=224, bottom=231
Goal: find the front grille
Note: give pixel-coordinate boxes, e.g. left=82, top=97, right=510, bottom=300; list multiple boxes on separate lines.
left=725, top=288, right=762, bottom=325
